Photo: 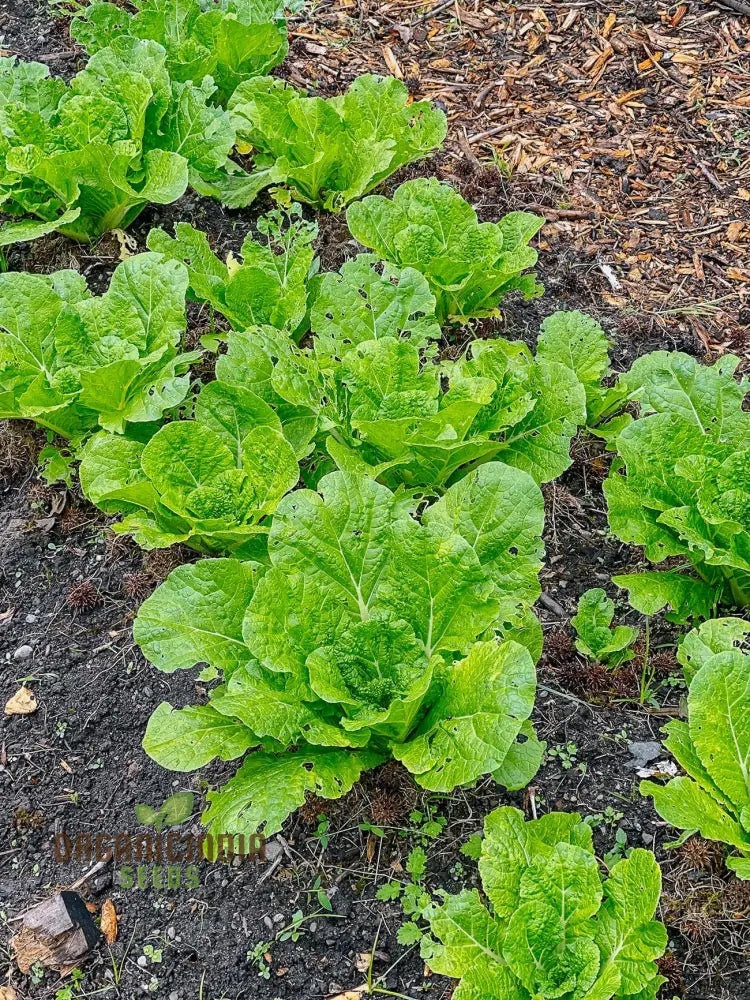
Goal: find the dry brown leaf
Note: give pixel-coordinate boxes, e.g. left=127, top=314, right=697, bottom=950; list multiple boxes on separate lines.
left=4, top=686, right=37, bottom=716
left=354, top=953, right=370, bottom=973
left=330, top=990, right=367, bottom=1000
left=0, top=987, right=17, bottom=1000
left=0, top=607, right=15, bottom=623
left=100, top=900, right=118, bottom=945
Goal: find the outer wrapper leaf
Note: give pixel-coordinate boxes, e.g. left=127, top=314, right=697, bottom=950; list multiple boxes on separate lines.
left=202, top=746, right=385, bottom=839
left=144, top=702, right=259, bottom=771
left=134, top=559, right=260, bottom=674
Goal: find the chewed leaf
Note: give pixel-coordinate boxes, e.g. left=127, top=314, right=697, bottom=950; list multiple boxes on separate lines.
left=613, top=571, right=716, bottom=622
left=426, top=461, right=544, bottom=624
left=537, top=310, right=610, bottom=421
left=310, top=254, right=440, bottom=354
left=202, top=746, right=384, bottom=839
left=144, top=702, right=259, bottom=771
left=677, top=616, right=750, bottom=684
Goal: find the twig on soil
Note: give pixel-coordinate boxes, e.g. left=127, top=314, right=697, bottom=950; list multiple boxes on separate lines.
left=712, top=0, right=750, bottom=14
left=34, top=50, right=79, bottom=62
left=410, top=0, right=454, bottom=25
left=256, top=855, right=283, bottom=886
left=539, top=683, right=596, bottom=712
left=68, top=854, right=112, bottom=892
left=538, top=592, right=565, bottom=617
left=696, top=161, right=725, bottom=195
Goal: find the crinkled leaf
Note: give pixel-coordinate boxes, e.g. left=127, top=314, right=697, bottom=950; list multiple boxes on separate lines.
left=144, top=701, right=258, bottom=770
left=392, top=640, right=536, bottom=791
left=134, top=559, right=260, bottom=674
left=229, top=75, right=446, bottom=211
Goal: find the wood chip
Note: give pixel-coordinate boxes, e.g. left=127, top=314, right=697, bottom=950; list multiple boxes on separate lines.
left=100, top=900, right=118, bottom=945
left=4, top=686, right=37, bottom=716
left=382, top=45, right=402, bottom=79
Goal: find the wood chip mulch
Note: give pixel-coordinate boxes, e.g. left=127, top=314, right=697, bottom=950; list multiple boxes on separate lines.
left=287, top=0, right=750, bottom=358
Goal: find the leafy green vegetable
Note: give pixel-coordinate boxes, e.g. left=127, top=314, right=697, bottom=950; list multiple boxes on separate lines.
left=227, top=75, right=447, bottom=210
left=346, top=178, right=543, bottom=322
left=71, top=0, right=289, bottom=105
left=605, top=351, right=750, bottom=616
left=219, top=314, right=588, bottom=490
left=571, top=588, right=639, bottom=667
left=677, top=615, right=750, bottom=686
left=537, top=310, right=613, bottom=426
left=147, top=203, right=317, bottom=338
left=134, top=465, right=546, bottom=838
left=309, top=253, right=441, bottom=354
left=0, top=253, right=198, bottom=444
left=79, top=378, right=299, bottom=554
left=0, top=40, right=250, bottom=244
left=425, top=805, right=668, bottom=1000
left=641, top=618, right=750, bottom=876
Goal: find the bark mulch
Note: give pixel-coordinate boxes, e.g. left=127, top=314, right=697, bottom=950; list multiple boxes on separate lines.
left=286, top=0, right=750, bottom=357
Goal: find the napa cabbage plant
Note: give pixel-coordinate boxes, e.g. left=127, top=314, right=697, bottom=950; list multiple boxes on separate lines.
left=224, top=74, right=447, bottom=210
left=0, top=253, right=198, bottom=445
left=133, top=464, right=546, bottom=840
left=604, top=352, right=750, bottom=618
left=424, top=806, right=668, bottom=1000
left=346, top=178, right=543, bottom=322
left=0, top=39, right=252, bottom=246
left=217, top=310, right=588, bottom=489
left=571, top=588, right=639, bottom=667
left=641, top=617, right=750, bottom=879
left=146, top=204, right=317, bottom=337
left=537, top=309, right=615, bottom=427
left=71, top=0, right=289, bottom=105
left=79, top=379, right=299, bottom=554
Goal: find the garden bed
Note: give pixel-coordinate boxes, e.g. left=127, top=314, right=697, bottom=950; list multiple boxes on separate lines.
left=1, top=3, right=750, bottom=1000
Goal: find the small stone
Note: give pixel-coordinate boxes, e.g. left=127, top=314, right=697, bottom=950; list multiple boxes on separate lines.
left=641, top=831, right=654, bottom=846
left=169, top=991, right=179, bottom=1000
left=273, top=913, right=284, bottom=924
left=265, top=840, right=282, bottom=861
left=25, top=614, right=38, bottom=624
left=627, top=741, right=661, bottom=767
left=137, top=956, right=148, bottom=969
left=166, top=926, right=175, bottom=940
left=263, top=915, right=273, bottom=931
left=13, top=644, right=32, bottom=661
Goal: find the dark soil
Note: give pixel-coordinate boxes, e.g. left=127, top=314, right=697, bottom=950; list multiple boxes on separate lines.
left=1, top=3, right=749, bottom=1000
